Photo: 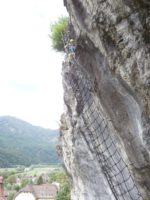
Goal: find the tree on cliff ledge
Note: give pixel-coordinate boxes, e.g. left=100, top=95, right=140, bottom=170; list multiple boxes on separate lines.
left=50, top=16, right=68, bottom=51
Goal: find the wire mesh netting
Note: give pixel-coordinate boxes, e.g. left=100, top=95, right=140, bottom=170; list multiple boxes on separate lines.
left=64, top=61, right=143, bottom=200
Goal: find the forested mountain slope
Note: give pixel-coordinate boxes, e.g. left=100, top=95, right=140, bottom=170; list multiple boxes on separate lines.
left=0, top=116, right=59, bottom=167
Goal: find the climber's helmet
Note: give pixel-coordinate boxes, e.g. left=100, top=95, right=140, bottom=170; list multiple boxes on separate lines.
left=70, top=39, right=74, bottom=43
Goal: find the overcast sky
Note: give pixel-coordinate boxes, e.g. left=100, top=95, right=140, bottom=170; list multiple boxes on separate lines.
left=0, top=0, right=68, bottom=129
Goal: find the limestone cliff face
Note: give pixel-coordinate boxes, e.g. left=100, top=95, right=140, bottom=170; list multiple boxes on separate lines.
left=60, top=0, right=150, bottom=199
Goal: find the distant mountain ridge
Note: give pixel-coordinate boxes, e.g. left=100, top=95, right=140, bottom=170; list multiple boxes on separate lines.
left=0, top=116, right=60, bottom=167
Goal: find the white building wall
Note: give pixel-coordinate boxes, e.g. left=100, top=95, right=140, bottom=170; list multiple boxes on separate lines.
left=38, top=199, right=54, bottom=200
left=15, top=192, right=35, bottom=200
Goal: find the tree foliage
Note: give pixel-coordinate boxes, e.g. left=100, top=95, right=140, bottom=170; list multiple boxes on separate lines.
left=50, top=16, right=69, bottom=51
left=21, top=179, right=29, bottom=188
left=49, top=172, right=68, bottom=186
left=55, top=183, right=71, bottom=200
left=7, top=192, right=15, bottom=200
left=13, top=184, right=21, bottom=192
left=37, top=176, right=44, bottom=185
left=7, top=175, right=16, bottom=185
left=49, top=171, right=71, bottom=200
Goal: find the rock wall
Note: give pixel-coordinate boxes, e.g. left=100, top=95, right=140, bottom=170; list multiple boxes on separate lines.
left=60, top=0, right=150, bottom=199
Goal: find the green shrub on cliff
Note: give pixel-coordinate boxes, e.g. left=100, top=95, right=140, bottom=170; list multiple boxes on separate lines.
left=50, top=16, right=69, bottom=51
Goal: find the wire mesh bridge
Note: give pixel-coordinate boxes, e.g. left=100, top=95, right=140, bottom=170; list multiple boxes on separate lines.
left=63, top=60, right=143, bottom=200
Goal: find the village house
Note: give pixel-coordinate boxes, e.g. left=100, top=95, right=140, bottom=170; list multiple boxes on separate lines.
left=14, top=183, right=58, bottom=200
left=0, top=176, right=5, bottom=200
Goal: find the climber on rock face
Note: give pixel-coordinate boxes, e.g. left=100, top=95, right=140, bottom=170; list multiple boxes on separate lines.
left=64, top=38, right=76, bottom=65
left=69, top=39, right=76, bottom=53
left=68, top=39, right=76, bottom=64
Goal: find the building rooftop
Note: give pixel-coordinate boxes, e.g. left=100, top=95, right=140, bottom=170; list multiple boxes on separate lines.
left=19, top=184, right=58, bottom=199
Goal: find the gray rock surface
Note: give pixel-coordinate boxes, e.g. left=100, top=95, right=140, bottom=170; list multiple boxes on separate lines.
left=60, top=0, right=150, bottom=199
